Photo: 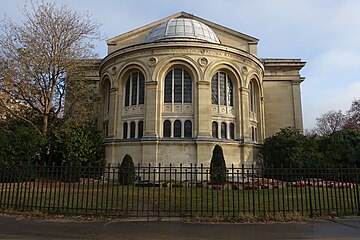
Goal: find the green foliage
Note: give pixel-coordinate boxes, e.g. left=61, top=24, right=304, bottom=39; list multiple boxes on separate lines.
left=319, top=129, right=360, bottom=167
left=260, top=127, right=360, bottom=168
left=260, top=127, right=307, bottom=167
left=0, top=162, right=37, bottom=183
left=210, top=145, right=226, bottom=185
left=118, top=154, right=135, bottom=185
left=0, top=119, right=45, bottom=164
left=54, top=122, right=105, bottom=167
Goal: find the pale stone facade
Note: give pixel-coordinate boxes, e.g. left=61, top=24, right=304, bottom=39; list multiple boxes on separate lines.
left=97, top=12, right=306, bottom=167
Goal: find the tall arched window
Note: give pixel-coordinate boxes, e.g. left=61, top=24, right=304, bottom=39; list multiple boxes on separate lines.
left=174, top=120, right=181, bottom=138
left=123, top=122, right=128, bottom=139
left=102, top=79, right=111, bottom=116
left=138, top=121, right=143, bottom=138
left=211, top=72, right=233, bottom=106
left=124, top=71, right=145, bottom=106
left=130, top=122, right=136, bottom=138
left=251, top=126, right=257, bottom=142
left=212, top=121, right=218, bottom=138
left=249, top=80, right=256, bottom=112
left=184, top=120, right=192, bottom=138
left=163, top=120, right=171, bottom=137
left=221, top=122, right=227, bottom=139
left=164, top=68, right=192, bottom=104
left=230, top=123, right=235, bottom=139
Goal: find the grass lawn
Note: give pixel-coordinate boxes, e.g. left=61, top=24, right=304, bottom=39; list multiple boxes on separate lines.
left=0, top=178, right=358, bottom=218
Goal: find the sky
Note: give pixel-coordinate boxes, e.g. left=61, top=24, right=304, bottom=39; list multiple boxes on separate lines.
left=1, top=0, right=360, bottom=130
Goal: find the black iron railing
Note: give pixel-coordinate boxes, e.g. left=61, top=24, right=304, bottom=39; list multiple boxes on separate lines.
left=0, top=164, right=359, bottom=219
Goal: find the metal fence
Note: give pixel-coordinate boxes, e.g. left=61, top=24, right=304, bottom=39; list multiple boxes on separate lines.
left=0, top=164, right=359, bottom=219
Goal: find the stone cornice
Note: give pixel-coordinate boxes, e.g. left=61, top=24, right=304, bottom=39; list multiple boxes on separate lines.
left=100, top=41, right=264, bottom=74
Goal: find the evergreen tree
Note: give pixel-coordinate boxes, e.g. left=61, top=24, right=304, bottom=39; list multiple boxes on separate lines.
left=210, top=145, right=227, bottom=185
left=119, top=154, right=135, bottom=185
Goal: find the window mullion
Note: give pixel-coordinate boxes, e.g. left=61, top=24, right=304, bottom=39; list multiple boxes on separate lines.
left=217, top=73, right=220, bottom=108
left=129, top=74, right=133, bottom=106
left=137, top=72, right=139, bottom=105
left=172, top=70, right=174, bottom=106
left=182, top=69, right=184, bottom=104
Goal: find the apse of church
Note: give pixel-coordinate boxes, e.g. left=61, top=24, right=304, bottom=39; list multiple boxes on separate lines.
left=97, top=12, right=306, bottom=166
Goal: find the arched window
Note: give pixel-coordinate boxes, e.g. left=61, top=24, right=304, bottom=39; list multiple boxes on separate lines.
left=211, top=72, right=233, bottom=106
left=212, top=121, right=218, bottom=138
left=251, top=126, right=256, bottom=142
left=230, top=123, right=235, bottom=139
left=249, top=80, right=256, bottom=112
left=163, top=120, right=171, bottom=137
left=123, top=122, right=128, bottom=139
left=103, top=79, right=111, bottom=116
left=138, top=121, right=143, bottom=138
left=125, top=71, right=145, bottom=106
left=174, top=120, right=181, bottom=138
left=130, top=122, right=136, bottom=138
left=184, top=120, right=192, bottom=138
left=221, top=122, right=227, bottom=139
left=164, top=68, right=192, bottom=104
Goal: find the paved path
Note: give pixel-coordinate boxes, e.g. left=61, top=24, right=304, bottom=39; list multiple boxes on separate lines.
left=1, top=215, right=360, bottom=239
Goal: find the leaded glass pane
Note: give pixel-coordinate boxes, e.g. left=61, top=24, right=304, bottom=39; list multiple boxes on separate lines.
left=220, top=72, right=226, bottom=105
left=251, top=127, right=255, bottom=141
left=123, top=122, right=128, bottom=139
left=125, top=79, right=130, bottom=106
left=138, top=121, right=143, bottom=138
left=174, top=69, right=182, bottom=103
left=250, top=81, right=254, bottom=112
left=130, top=122, right=136, bottom=138
left=230, top=123, right=235, bottom=139
left=174, top=120, right=181, bottom=138
left=183, top=70, right=192, bottom=103
left=184, top=120, right=192, bottom=138
left=138, top=73, right=145, bottom=105
left=221, top=122, right=226, bottom=139
left=131, top=73, right=138, bottom=105
left=164, top=72, right=172, bottom=103
left=227, top=78, right=233, bottom=106
left=163, top=120, right=171, bottom=137
left=212, top=121, right=218, bottom=138
left=211, top=75, right=218, bottom=104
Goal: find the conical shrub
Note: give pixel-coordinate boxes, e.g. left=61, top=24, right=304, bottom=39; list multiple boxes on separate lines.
left=118, top=154, right=135, bottom=185
left=210, top=144, right=227, bottom=185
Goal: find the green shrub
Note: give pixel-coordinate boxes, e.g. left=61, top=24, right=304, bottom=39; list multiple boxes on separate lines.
left=0, top=121, right=45, bottom=164
left=118, top=154, right=135, bottom=185
left=0, top=162, right=37, bottom=183
left=210, top=145, right=226, bottom=185
left=53, top=122, right=105, bottom=168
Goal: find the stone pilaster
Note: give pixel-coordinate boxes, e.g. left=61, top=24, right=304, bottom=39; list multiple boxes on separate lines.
left=291, top=81, right=303, bottom=131
left=144, top=81, right=158, bottom=138
left=196, top=81, right=212, bottom=138
left=240, top=87, right=250, bottom=141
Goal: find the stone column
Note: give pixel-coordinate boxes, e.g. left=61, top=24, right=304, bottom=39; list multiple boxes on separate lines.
left=240, top=87, right=250, bottom=141
left=108, top=87, right=118, bottom=138
left=143, top=81, right=158, bottom=138
left=142, top=81, right=159, bottom=165
left=196, top=81, right=211, bottom=138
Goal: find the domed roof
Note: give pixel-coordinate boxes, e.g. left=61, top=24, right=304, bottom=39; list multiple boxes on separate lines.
left=145, top=18, right=220, bottom=44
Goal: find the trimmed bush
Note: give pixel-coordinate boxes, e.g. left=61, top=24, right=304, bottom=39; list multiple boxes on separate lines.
left=210, top=145, right=226, bottom=185
left=118, top=154, right=135, bottom=185
left=0, top=162, right=37, bottom=183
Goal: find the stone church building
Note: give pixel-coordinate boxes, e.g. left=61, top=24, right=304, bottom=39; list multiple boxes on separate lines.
left=96, top=12, right=306, bottom=167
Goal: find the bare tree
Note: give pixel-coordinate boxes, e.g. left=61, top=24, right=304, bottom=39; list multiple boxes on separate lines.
left=345, top=99, right=360, bottom=131
left=314, top=110, right=345, bottom=135
left=0, top=1, right=101, bottom=136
